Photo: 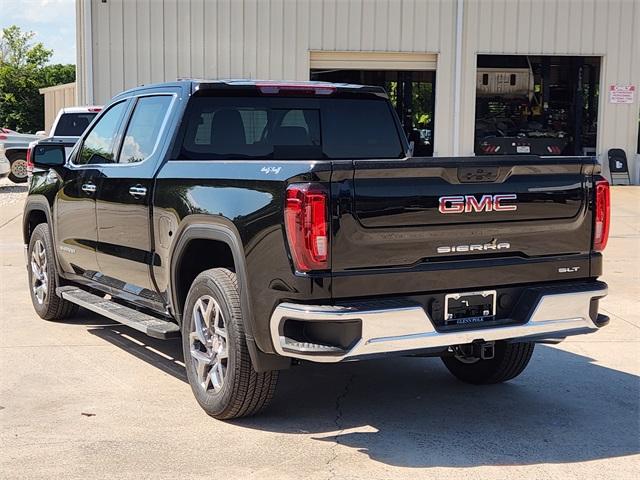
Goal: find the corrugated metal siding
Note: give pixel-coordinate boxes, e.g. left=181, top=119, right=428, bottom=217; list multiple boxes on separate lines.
left=82, top=0, right=453, bottom=96
left=39, top=83, right=77, bottom=134
left=79, top=0, right=456, bottom=155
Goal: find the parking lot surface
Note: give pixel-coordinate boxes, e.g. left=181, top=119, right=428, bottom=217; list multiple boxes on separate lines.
left=1, top=177, right=639, bottom=479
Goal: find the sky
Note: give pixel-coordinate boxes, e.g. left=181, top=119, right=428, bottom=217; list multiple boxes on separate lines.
left=0, top=0, right=76, bottom=65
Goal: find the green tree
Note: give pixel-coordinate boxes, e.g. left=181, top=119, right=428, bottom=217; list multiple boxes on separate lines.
left=0, top=25, right=75, bottom=132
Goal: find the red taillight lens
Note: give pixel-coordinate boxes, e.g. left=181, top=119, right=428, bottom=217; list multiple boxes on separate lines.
left=26, top=146, right=34, bottom=176
left=593, top=178, right=610, bottom=251
left=284, top=184, right=329, bottom=272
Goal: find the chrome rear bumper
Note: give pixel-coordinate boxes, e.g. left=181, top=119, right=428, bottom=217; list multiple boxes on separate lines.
left=269, top=283, right=608, bottom=363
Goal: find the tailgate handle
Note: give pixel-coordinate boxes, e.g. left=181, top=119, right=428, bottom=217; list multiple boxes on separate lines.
left=458, top=166, right=499, bottom=183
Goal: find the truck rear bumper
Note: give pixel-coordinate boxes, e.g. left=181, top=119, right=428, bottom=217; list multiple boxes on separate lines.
left=269, top=281, right=608, bottom=363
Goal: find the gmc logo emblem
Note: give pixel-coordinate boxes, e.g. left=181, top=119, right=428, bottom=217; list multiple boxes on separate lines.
left=438, top=194, right=518, bottom=214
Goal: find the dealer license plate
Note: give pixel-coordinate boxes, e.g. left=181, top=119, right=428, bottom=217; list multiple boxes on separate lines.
left=444, top=290, right=497, bottom=326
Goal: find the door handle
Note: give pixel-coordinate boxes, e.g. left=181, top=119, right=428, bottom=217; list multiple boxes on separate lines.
left=81, top=183, right=96, bottom=194
left=129, top=185, right=147, bottom=199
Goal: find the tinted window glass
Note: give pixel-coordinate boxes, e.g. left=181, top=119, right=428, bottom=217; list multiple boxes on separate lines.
left=322, top=99, right=404, bottom=159
left=76, top=102, right=127, bottom=165
left=179, top=95, right=402, bottom=160
left=119, top=96, right=172, bottom=164
left=54, top=112, right=98, bottom=136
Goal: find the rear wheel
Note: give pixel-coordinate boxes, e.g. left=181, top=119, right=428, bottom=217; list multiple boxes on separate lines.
left=441, top=341, right=535, bottom=384
left=27, top=223, right=78, bottom=320
left=182, top=268, right=278, bottom=419
left=7, top=151, right=28, bottom=183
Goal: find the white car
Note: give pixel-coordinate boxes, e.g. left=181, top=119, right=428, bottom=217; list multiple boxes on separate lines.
left=0, top=144, right=10, bottom=179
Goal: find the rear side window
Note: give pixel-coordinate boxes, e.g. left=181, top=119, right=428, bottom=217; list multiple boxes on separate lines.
left=119, top=96, right=172, bottom=164
left=178, top=95, right=403, bottom=160
left=54, top=113, right=98, bottom=136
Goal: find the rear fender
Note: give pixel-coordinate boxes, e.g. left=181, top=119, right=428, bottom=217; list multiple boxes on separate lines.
left=169, top=215, right=289, bottom=372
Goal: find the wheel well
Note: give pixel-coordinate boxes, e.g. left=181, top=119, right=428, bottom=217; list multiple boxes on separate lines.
left=25, top=209, right=47, bottom=243
left=175, top=239, right=236, bottom=314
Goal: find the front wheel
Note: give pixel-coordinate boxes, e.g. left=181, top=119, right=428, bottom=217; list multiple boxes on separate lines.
left=441, top=341, right=535, bottom=384
left=182, top=268, right=278, bottom=419
left=27, top=223, right=78, bottom=320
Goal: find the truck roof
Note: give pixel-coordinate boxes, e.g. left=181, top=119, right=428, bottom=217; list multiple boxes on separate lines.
left=115, top=79, right=388, bottom=99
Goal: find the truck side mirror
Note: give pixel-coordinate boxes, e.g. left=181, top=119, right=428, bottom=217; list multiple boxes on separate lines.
left=33, top=144, right=66, bottom=168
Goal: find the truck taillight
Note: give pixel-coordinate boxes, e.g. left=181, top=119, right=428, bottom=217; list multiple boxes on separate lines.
left=26, top=146, right=33, bottom=176
left=284, top=184, right=329, bottom=272
left=593, top=178, right=610, bottom=252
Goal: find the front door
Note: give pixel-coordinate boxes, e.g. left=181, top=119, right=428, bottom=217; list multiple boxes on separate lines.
left=54, top=100, right=129, bottom=278
left=94, top=94, right=175, bottom=302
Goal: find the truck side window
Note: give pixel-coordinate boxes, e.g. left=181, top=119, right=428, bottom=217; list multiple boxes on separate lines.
left=76, top=101, right=127, bottom=165
left=119, top=96, right=172, bottom=164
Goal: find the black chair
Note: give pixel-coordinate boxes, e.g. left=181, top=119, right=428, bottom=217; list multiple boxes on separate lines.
left=607, top=149, right=631, bottom=185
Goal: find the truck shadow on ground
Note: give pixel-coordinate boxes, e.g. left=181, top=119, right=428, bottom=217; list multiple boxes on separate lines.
left=83, top=309, right=640, bottom=469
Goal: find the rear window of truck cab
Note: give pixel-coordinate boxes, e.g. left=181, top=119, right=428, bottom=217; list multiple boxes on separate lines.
left=178, top=94, right=405, bottom=160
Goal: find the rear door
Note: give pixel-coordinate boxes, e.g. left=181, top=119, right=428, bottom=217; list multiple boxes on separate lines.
left=94, top=93, right=176, bottom=301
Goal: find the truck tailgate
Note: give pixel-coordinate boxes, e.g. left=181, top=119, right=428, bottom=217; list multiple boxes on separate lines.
left=331, top=156, right=598, bottom=298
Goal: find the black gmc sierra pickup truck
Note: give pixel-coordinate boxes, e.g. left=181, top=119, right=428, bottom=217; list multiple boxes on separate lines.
left=25, top=80, right=610, bottom=419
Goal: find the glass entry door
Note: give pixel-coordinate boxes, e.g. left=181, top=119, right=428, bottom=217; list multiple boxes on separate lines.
left=310, top=69, right=436, bottom=156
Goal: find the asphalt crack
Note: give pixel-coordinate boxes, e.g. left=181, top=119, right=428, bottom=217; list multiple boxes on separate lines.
left=0, top=212, right=22, bottom=230
left=327, top=373, right=355, bottom=480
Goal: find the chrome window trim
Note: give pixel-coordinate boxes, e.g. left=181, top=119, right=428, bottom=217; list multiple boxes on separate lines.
left=67, top=92, right=178, bottom=170
left=67, top=99, right=130, bottom=168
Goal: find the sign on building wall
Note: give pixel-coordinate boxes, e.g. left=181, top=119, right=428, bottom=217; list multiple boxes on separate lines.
left=608, top=84, right=635, bottom=104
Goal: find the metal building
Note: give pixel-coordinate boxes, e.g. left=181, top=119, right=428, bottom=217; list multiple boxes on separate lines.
left=74, top=0, right=640, bottom=182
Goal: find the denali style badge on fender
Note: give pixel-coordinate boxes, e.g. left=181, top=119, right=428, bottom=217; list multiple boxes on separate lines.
left=438, top=194, right=518, bottom=214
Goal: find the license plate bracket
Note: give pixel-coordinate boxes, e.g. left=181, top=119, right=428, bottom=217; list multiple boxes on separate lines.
left=444, top=290, right=497, bottom=326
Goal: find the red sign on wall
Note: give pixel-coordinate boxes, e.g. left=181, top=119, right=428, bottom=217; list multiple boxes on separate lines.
left=609, top=84, right=635, bottom=104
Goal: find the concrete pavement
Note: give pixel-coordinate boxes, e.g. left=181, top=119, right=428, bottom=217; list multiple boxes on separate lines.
left=1, top=179, right=639, bottom=479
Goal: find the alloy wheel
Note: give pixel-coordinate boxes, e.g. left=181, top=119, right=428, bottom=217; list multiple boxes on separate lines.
left=30, top=239, right=48, bottom=305
left=11, top=159, right=28, bottom=179
left=189, top=295, right=229, bottom=393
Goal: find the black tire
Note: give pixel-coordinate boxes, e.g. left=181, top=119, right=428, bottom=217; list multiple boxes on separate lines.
left=7, top=151, right=28, bottom=183
left=441, top=341, right=535, bottom=384
left=182, top=268, right=278, bottom=419
left=27, top=223, right=78, bottom=320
